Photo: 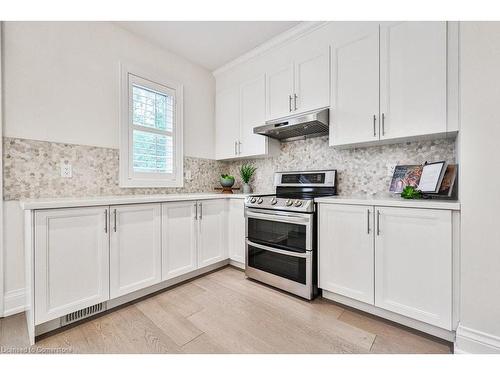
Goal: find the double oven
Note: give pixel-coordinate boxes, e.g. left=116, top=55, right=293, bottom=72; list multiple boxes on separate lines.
left=244, top=170, right=336, bottom=300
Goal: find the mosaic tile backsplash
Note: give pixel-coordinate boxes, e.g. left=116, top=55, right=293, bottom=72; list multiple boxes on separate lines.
left=3, top=136, right=456, bottom=201
left=3, top=137, right=221, bottom=201
left=220, top=136, right=456, bottom=196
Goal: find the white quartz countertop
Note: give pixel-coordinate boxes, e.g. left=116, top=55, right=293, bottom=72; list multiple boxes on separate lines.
left=314, top=195, right=460, bottom=210
left=20, top=192, right=255, bottom=210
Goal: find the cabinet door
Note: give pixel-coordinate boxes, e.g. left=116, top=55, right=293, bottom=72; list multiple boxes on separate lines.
left=215, top=87, right=240, bottom=160
left=110, top=204, right=161, bottom=298
left=266, top=63, right=294, bottom=120
left=227, top=199, right=245, bottom=265
left=294, top=47, right=330, bottom=113
left=379, top=22, right=447, bottom=140
left=374, top=207, right=452, bottom=329
left=198, top=200, right=227, bottom=267
left=239, top=75, right=267, bottom=157
left=162, top=201, right=198, bottom=280
left=34, top=207, right=109, bottom=324
left=331, top=29, right=380, bottom=147
left=319, top=204, right=374, bottom=304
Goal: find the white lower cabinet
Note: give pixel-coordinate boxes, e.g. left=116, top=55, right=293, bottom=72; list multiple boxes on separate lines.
left=227, top=199, right=245, bottom=265
left=162, top=201, right=198, bottom=280
left=109, top=204, right=162, bottom=299
left=198, top=200, right=228, bottom=267
left=162, top=199, right=228, bottom=278
left=319, top=204, right=374, bottom=304
left=319, top=203, right=453, bottom=330
left=374, top=207, right=452, bottom=330
left=34, top=207, right=110, bottom=324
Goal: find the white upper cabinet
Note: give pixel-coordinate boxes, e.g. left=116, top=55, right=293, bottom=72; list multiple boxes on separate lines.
left=331, top=21, right=453, bottom=148
left=215, top=87, right=240, bottom=160
left=294, top=47, right=330, bottom=113
left=266, top=48, right=330, bottom=120
left=34, top=207, right=110, bottom=324
left=379, top=22, right=447, bottom=140
left=239, top=75, right=268, bottom=158
left=319, top=204, right=375, bottom=305
left=198, top=200, right=227, bottom=267
left=110, top=204, right=162, bottom=299
left=374, top=207, right=452, bottom=330
left=162, top=201, right=198, bottom=280
left=266, top=64, right=294, bottom=120
left=331, top=28, right=380, bottom=146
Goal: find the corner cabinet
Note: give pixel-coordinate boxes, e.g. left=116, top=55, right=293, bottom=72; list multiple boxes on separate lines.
left=109, top=204, right=162, bottom=299
left=319, top=203, right=456, bottom=332
left=34, top=207, right=110, bottom=325
left=331, top=21, right=455, bottom=148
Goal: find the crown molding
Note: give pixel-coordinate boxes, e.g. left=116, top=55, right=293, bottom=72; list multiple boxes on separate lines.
left=212, top=21, right=329, bottom=77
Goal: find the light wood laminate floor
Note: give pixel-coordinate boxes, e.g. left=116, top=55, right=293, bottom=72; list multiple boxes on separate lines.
left=0, top=267, right=452, bottom=354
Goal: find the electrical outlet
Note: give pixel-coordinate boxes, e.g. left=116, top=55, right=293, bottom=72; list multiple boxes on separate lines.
left=61, top=164, right=72, bottom=178
left=184, top=170, right=192, bottom=181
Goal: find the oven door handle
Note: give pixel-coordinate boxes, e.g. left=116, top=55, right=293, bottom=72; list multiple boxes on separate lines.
left=246, top=240, right=309, bottom=258
left=245, top=210, right=312, bottom=225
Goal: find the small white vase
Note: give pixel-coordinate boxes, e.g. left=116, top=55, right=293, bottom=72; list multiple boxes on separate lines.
left=242, top=183, right=252, bottom=194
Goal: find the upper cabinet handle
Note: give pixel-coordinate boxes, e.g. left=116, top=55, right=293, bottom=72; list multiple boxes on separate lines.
left=382, top=113, right=385, bottom=136
left=373, top=115, right=377, bottom=137
left=234, top=141, right=237, bottom=155
left=288, top=95, right=292, bottom=112
left=238, top=141, right=242, bottom=155
left=293, top=93, right=298, bottom=111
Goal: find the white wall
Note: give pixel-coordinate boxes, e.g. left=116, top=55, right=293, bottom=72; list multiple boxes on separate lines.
left=3, top=21, right=215, bottom=158
left=2, top=21, right=216, bottom=315
left=457, top=21, right=500, bottom=353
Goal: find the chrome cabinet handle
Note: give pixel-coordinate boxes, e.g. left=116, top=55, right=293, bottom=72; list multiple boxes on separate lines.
left=288, top=95, right=292, bottom=112
left=194, top=202, right=198, bottom=220
left=113, top=209, right=117, bottom=232
left=376, top=210, right=380, bottom=236
left=234, top=141, right=237, bottom=155
left=238, top=141, right=242, bottom=155
left=293, top=93, right=298, bottom=111
left=367, top=209, right=370, bottom=234
left=199, top=202, right=203, bottom=220
left=104, top=209, right=108, bottom=233
left=382, top=113, right=385, bottom=136
left=373, top=115, right=377, bottom=137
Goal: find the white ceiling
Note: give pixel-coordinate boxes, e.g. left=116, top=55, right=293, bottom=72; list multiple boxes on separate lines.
left=116, top=21, right=301, bottom=71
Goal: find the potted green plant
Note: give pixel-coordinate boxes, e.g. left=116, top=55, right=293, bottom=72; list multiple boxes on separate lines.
left=239, top=163, right=257, bottom=194
left=220, top=174, right=235, bottom=188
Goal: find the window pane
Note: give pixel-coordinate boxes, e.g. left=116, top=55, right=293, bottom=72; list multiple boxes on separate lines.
left=132, top=85, right=173, bottom=132
left=133, top=130, right=173, bottom=174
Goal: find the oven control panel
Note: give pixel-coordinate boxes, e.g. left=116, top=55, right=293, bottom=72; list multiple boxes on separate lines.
left=245, top=196, right=314, bottom=213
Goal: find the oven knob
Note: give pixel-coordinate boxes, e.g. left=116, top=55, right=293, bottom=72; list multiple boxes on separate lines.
left=257, top=197, right=263, bottom=204
left=250, top=197, right=257, bottom=203
left=269, top=197, right=277, bottom=205
left=294, top=200, right=303, bottom=207
left=285, top=199, right=293, bottom=206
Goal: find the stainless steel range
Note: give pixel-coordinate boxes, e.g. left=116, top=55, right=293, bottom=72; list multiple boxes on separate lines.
left=244, top=170, right=337, bottom=300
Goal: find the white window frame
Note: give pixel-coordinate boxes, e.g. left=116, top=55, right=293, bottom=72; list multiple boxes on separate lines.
left=119, top=62, right=184, bottom=188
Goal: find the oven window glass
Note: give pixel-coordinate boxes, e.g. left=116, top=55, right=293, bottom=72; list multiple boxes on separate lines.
left=247, top=217, right=307, bottom=251
left=247, top=244, right=306, bottom=284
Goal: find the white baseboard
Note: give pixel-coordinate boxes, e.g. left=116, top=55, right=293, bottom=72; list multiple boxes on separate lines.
left=455, top=324, right=500, bottom=354
left=229, top=259, right=245, bottom=270
left=3, top=288, right=26, bottom=317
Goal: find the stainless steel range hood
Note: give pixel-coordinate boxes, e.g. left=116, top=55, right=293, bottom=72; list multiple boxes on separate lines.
left=253, top=107, right=329, bottom=141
